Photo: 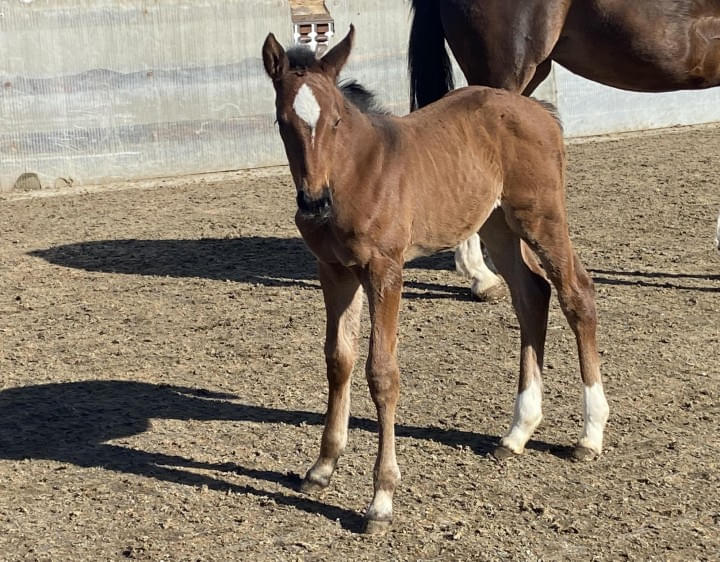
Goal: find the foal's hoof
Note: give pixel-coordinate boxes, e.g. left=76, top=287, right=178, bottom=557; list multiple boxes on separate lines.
left=471, top=281, right=508, bottom=302
left=363, top=518, right=392, bottom=535
left=571, top=445, right=599, bottom=462
left=492, top=445, right=518, bottom=461
left=300, top=475, right=329, bottom=494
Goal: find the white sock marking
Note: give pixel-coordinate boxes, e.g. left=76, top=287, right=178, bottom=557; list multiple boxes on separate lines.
left=578, top=382, right=609, bottom=454
left=293, top=83, right=320, bottom=142
left=367, top=490, right=393, bottom=521
left=502, top=377, right=543, bottom=454
left=454, top=233, right=500, bottom=293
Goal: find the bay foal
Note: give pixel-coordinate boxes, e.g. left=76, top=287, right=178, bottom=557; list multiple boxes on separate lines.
left=263, top=27, right=609, bottom=532
left=410, top=0, right=720, bottom=299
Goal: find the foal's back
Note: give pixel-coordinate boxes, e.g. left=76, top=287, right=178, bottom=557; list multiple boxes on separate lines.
left=389, top=86, right=566, bottom=257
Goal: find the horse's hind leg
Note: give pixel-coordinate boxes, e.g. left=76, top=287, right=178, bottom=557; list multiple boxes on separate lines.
left=301, top=261, right=363, bottom=493
left=548, top=250, right=609, bottom=460
left=510, top=208, right=609, bottom=460
left=454, top=233, right=506, bottom=301
left=480, top=211, right=551, bottom=457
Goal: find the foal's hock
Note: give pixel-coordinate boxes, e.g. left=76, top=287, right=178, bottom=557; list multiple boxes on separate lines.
left=263, top=26, right=609, bottom=533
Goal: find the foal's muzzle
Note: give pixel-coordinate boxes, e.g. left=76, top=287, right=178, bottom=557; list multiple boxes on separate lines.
left=297, top=186, right=333, bottom=218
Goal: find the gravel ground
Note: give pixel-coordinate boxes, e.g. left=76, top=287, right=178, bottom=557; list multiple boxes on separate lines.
left=1, top=126, right=719, bottom=561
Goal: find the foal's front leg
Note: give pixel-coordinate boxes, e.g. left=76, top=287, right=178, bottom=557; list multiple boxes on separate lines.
left=360, top=256, right=403, bottom=534
left=302, top=261, right=364, bottom=492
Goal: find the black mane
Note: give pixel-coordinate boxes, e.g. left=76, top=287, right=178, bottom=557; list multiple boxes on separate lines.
left=285, top=46, right=389, bottom=115
left=338, top=80, right=389, bottom=116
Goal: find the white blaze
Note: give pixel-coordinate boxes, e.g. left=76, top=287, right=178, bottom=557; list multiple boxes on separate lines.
left=293, top=83, right=321, bottom=140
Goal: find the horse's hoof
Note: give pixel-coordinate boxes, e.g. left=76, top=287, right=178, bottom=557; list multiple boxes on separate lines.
left=571, top=445, right=599, bottom=462
left=363, top=518, right=392, bottom=535
left=471, top=281, right=508, bottom=302
left=300, top=476, right=329, bottom=494
left=492, top=445, right=518, bottom=461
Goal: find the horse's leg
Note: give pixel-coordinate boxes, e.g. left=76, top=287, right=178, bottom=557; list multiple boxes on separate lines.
left=522, top=59, right=553, bottom=96
left=479, top=211, right=551, bottom=457
left=359, top=255, right=403, bottom=534
left=301, top=261, right=364, bottom=493
left=441, top=0, right=570, bottom=93
left=507, top=206, right=609, bottom=461
left=454, top=233, right=506, bottom=301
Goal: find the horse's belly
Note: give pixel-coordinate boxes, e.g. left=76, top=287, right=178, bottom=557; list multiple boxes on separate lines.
left=557, top=3, right=720, bottom=90
left=408, top=195, right=500, bottom=259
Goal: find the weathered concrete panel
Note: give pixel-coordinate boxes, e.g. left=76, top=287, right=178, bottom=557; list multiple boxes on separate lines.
left=0, top=1, right=717, bottom=190
left=0, top=0, right=291, bottom=189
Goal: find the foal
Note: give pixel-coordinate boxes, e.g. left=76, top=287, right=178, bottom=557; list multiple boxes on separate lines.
left=263, top=26, right=609, bottom=533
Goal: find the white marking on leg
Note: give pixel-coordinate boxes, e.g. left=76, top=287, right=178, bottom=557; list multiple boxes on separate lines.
left=578, top=382, right=609, bottom=454
left=293, top=83, right=321, bottom=143
left=501, top=376, right=543, bottom=454
left=455, top=233, right=501, bottom=297
left=715, top=211, right=720, bottom=251
left=366, top=490, right=393, bottom=521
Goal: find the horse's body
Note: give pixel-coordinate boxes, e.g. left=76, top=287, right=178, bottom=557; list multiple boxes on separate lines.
left=263, top=27, right=609, bottom=532
left=409, top=0, right=720, bottom=297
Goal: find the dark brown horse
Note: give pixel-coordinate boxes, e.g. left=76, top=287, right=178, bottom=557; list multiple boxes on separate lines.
left=263, top=26, right=608, bottom=533
left=409, top=0, right=720, bottom=297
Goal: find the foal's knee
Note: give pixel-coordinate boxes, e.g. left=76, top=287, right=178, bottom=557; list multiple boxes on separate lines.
left=365, top=357, right=399, bottom=405
left=325, top=347, right=355, bottom=380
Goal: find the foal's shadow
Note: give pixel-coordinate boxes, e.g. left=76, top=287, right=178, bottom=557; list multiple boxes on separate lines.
left=1, top=380, right=543, bottom=531
left=32, top=238, right=719, bottom=298
left=28, top=237, right=471, bottom=300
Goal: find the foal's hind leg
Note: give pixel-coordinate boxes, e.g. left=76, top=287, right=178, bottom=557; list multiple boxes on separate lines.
left=301, top=261, right=364, bottom=493
left=509, top=208, right=609, bottom=460
left=480, top=211, right=551, bottom=457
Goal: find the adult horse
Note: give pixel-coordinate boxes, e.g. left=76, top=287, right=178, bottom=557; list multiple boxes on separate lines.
left=409, top=0, right=720, bottom=298
left=263, top=25, right=608, bottom=532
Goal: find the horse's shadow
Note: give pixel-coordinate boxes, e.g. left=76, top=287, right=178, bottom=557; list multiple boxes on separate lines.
left=28, top=237, right=472, bottom=300
left=589, top=268, right=720, bottom=292
left=30, top=237, right=720, bottom=297
left=0, top=380, right=566, bottom=531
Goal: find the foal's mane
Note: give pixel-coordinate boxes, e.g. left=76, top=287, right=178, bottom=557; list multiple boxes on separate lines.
left=532, top=98, right=564, bottom=132
left=286, top=46, right=389, bottom=115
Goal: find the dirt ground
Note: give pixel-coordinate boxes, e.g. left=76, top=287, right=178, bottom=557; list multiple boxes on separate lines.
left=1, top=126, right=719, bottom=561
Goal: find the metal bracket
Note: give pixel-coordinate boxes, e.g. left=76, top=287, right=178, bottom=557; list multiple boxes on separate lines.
left=289, top=0, right=335, bottom=56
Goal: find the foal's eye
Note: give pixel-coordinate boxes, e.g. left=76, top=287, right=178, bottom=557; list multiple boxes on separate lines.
left=333, top=118, right=342, bottom=129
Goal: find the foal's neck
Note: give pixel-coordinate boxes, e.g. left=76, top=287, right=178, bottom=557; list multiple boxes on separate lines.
left=332, top=101, right=389, bottom=190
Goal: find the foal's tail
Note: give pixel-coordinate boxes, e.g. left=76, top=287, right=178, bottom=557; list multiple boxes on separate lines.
left=409, top=0, right=455, bottom=111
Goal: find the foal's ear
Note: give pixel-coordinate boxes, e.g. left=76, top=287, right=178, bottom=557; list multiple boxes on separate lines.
left=262, top=33, right=288, bottom=80
left=320, top=25, right=355, bottom=80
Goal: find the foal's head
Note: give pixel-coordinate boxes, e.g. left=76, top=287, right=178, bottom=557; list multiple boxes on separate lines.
left=263, top=26, right=355, bottom=218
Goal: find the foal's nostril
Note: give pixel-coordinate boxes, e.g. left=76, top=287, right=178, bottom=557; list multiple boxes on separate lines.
left=297, top=187, right=333, bottom=216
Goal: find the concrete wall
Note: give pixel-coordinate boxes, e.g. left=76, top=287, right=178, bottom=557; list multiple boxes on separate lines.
left=1, top=0, right=718, bottom=190
left=552, top=66, right=720, bottom=138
